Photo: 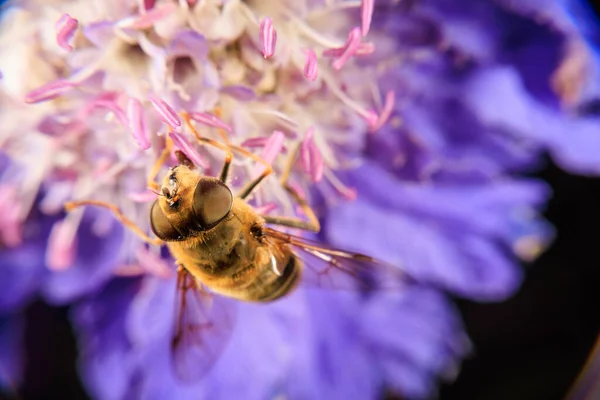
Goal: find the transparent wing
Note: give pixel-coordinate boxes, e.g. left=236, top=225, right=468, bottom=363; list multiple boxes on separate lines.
left=262, top=227, right=413, bottom=291
left=171, top=267, right=236, bottom=382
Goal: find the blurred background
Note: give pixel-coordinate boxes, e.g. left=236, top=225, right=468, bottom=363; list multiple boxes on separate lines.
left=2, top=2, right=600, bottom=400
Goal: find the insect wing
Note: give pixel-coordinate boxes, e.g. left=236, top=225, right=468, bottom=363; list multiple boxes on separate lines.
left=171, top=267, right=236, bottom=382
left=262, top=227, right=412, bottom=291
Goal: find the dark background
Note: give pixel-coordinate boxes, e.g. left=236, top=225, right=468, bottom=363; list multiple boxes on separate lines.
left=1, top=163, right=599, bottom=400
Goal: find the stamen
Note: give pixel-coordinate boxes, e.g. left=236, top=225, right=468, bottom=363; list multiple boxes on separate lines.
left=241, top=137, right=269, bottom=148
left=369, top=90, right=395, bottom=132
left=324, top=169, right=357, bottom=200
left=321, top=72, right=379, bottom=125
left=252, top=130, right=284, bottom=177
left=114, top=264, right=145, bottom=276
left=149, top=95, right=181, bottom=129
left=260, top=17, right=277, bottom=58
left=254, top=202, right=278, bottom=215
left=55, top=14, right=78, bottom=52
left=127, top=98, right=151, bottom=150
left=261, top=130, right=285, bottom=164
left=361, top=0, right=374, bottom=36
left=304, top=49, right=318, bottom=81
left=188, top=111, right=233, bottom=133
left=128, top=190, right=157, bottom=203
left=24, top=80, right=76, bottom=104
left=139, top=0, right=156, bottom=12
left=46, top=219, right=78, bottom=271
left=82, top=98, right=128, bottom=126
left=300, top=127, right=324, bottom=182
left=0, top=186, right=22, bottom=247
left=323, top=42, right=375, bottom=57
left=332, top=27, right=362, bottom=70
left=135, top=247, right=173, bottom=279
left=169, top=132, right=209, bottom=169
left=119, top=3, right=177, bottom=29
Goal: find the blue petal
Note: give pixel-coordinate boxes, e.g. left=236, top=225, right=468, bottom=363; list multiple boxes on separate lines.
left=0, top=213, right=54, bottom=314
left=327, top=163, right=552, bottom=300
left=71, top=278, right=141, bottom=400
left=42, top=209, right=125, bottom=305
left=0, top=314, right=24, bottom=391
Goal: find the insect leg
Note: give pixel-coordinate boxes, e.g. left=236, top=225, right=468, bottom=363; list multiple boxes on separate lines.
left=65, top=200, right=163, bottom=245
left=180, top=112, right=273, bottom=193
left=261, top=143, right=321, bottom=232
left=147, top=135, right=173, bottom=191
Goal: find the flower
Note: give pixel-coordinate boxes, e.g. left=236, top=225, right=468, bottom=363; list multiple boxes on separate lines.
left=2, top=0, right=600, bottom=399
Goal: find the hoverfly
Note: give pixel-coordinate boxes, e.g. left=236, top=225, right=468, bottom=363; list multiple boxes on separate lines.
left=65, top=112, right=410, bottom=382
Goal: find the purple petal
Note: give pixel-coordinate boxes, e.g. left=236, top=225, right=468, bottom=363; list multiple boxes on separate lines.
left=0, top=315, right=25, bottom=390
left=41, top=208, right=125, bottom=305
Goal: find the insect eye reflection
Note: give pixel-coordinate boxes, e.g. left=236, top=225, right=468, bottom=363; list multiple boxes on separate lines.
left=192, top=178, right=233, bottom=229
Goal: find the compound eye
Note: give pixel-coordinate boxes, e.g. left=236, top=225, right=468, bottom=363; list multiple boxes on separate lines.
left=150, top=200, right=182, bottom=241
left=192, top=178, right=233, bottom=229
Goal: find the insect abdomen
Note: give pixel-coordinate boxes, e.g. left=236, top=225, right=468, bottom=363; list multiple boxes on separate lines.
left=254, top=255, right=301, bottom=302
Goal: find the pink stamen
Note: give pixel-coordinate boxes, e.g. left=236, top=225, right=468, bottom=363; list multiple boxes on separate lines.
left=169, top=132, right=209, bottom=169
left=128, top=190, right=157, bottom=203
left=127, top=98, right=151, bottom=150
left=114, top=264, right=146, bottom=276
left=260, top=17, right=277, bottom=58
left=24, top=80, right=76, bottom=104
left=0, top=186, right=22, bottom=247
left=188, top=111, right=232, bottom=133
left=303, top=49, right=318, bottom=81
left=254, top=202, right=278, bottom=215
left=361, top=0, right=374, bottom=37
left=369, top=90, right=396, bottom=132
left=326, top=170, right=357, bottom=200
left=139, top=0, right=156, bottom=12
left=261, top=131, right=285, bottom=164
left=332, top=27, right=362, bottom=70
left=241, top=137, right=269, bottom=148
left=360, top=109, right=379, bottom=127
left=46, top=219, right=78, bottom=271
left=323, top=42, right=375, bottom=57
left=300, top=127, right=324, bottom=182
left=82, top=98, right=128, bottom=126
left=252, top=131, right=284, bottom=177
left=129, top=3, right=177, bottom=29
left=135, top=247, right=173, bottom=279
left=55, top=13, right=78, bottom=52
left=288, top=181, right=308, bottom=201
left=149, top=95, right=181, bottom=129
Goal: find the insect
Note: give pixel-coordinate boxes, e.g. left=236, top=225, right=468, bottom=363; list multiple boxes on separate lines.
left=65, top=112, right=410, bottom=381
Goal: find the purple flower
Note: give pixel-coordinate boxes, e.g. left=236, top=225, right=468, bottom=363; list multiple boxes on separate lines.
left=1, top=0, right=600, bottom=399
